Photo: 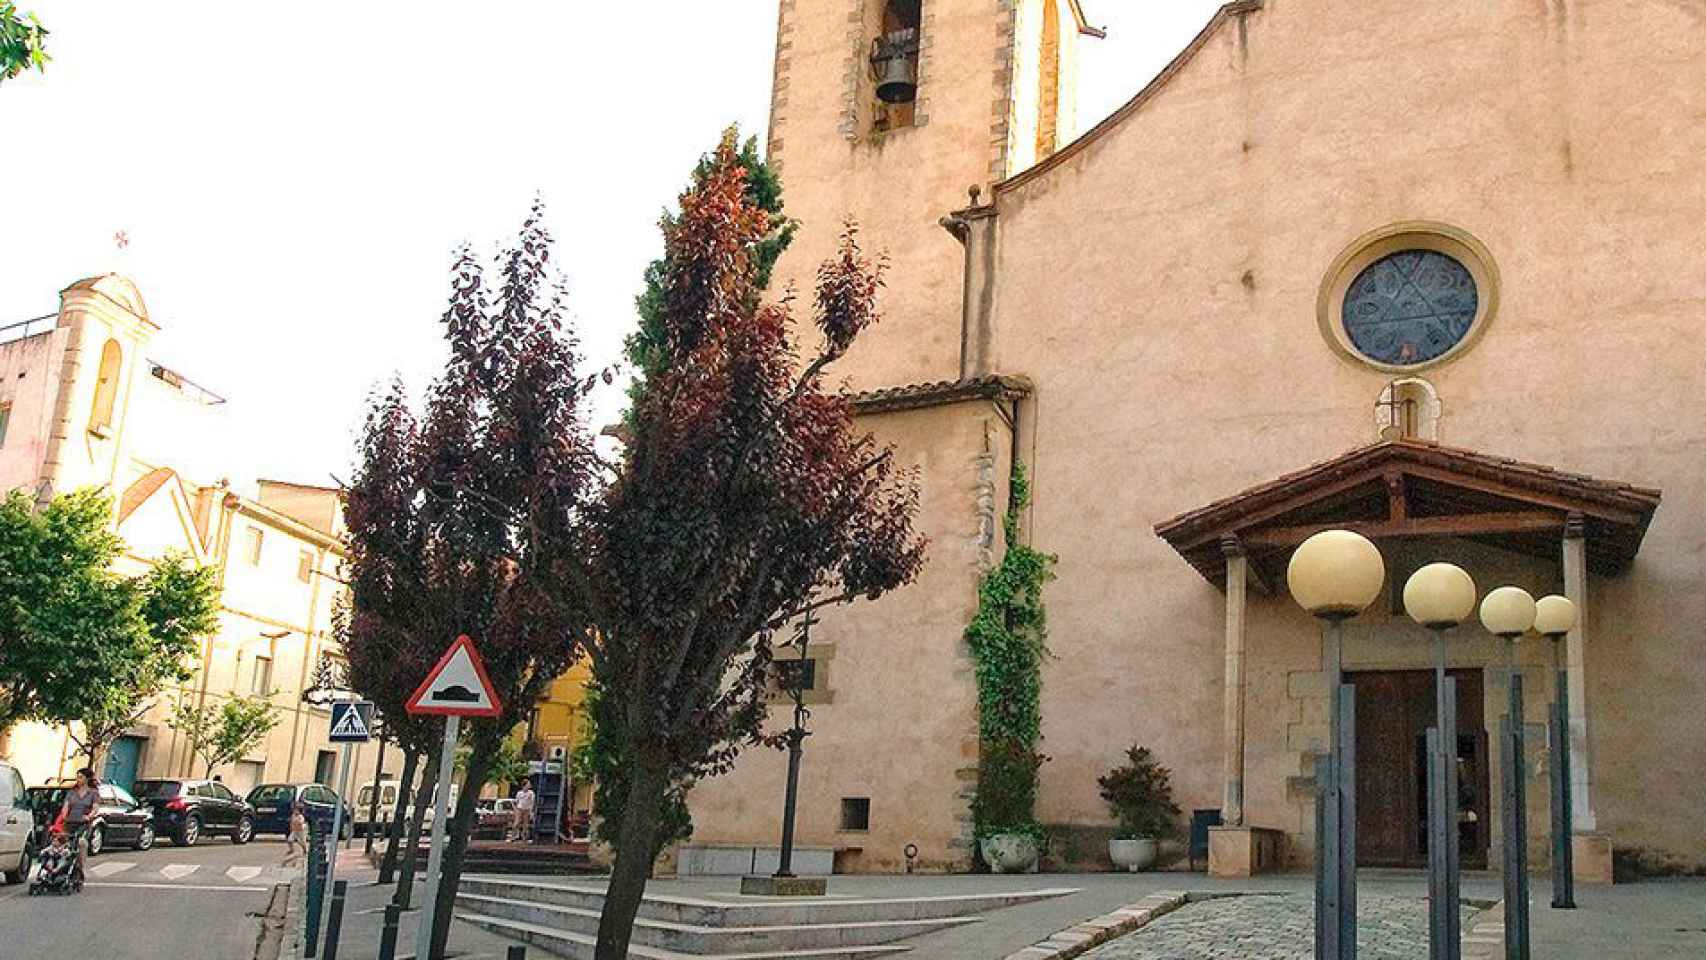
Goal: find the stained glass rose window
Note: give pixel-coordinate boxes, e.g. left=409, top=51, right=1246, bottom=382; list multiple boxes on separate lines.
left=1341, top=250, right=1479, bottom=367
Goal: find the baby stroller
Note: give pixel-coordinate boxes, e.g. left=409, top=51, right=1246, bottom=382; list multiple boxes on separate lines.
left=28, top=827, right=83, bottom=895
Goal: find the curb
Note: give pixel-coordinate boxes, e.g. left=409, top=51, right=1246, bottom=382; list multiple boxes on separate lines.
left=1462, top=900, right=1506, bottom=960
left=1000, top=890, right=1192, bottom=960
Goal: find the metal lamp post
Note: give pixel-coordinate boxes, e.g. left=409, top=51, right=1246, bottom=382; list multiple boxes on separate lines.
left=1403, top=563, right=1479, bottom=960
left=1533, top=595, right=1578, bottom=910
left=773, top=613, right=817, bottom=879
left=1287, top=529, right=1386, bottom=960
left=1481, top=586, right=1537, bottom=960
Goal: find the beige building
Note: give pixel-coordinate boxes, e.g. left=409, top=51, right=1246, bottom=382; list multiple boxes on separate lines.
left=0, top=275, right=384, bottom=799
left=687, top=0, right=1706, bottom=882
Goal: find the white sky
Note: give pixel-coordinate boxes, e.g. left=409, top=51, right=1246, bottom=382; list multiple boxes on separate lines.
left=0, top=2, right=1226, bottom=488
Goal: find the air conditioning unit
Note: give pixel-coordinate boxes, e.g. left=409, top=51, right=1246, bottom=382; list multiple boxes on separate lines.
left=548, top=745, right=568, bottom=761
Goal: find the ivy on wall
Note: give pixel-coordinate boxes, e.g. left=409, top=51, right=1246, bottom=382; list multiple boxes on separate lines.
left=965, top=463, right=1056, bottom=847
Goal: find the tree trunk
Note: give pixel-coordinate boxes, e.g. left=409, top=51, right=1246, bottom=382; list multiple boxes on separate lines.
left=428, top=734, right=498, bottom=960
left=593, top=750, right=670, bottom=960
left=393, top=748, right=439, bottom=910
left=377, top=748, right=420, bottom=885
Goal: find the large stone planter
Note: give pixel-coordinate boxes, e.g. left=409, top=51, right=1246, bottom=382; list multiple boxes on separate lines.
left=1109, top=837, right=1158, bottom=872
left=981, top=833, right=1040, bottom=874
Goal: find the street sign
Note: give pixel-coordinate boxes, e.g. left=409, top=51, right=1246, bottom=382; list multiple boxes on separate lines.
left=405, top=634, right=503, bottom=717
left=328, top=701, right=375, bottom=743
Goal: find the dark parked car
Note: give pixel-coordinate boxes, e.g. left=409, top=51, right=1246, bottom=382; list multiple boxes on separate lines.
left=246, top=783, right=352, bottom=840
left=131, top=779, right=255, bottom=846
left=25, top=783, right=158, bottom=854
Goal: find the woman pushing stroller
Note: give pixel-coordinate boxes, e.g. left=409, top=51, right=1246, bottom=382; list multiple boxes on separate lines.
left=37, top=767, right=100, bottom=893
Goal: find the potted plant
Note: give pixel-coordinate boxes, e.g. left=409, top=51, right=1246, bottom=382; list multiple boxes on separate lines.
left=975, top=741, right=1047, bottom=873
left=1097, top=745, right=1180, bottom=872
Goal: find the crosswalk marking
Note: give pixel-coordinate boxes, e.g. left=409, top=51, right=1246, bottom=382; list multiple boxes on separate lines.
left=158, top=864, right=199, bottom=880
left=226, top=866, right=263, bottom=883
left=88, top=861, right=136, bottom=878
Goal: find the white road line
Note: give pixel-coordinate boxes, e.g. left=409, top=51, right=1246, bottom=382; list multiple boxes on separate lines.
left=89, top=861, right=137, bottom=877
left=226, top=866, right=263, bottom=883
left=82, top=881, right=268, bottom=893
left=158, top=864, right=199, bottom=880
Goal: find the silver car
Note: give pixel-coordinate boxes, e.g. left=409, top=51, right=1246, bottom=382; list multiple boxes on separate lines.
left=0, top=761, right=33, bottom=884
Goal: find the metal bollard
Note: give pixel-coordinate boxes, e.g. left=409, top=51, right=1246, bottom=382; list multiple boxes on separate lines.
left=507, top=947, right=526, bottom=960
left=378, top=903, right=402, bottom=960
left=323, top=880, right=348, bottom=960
left=305, top=827, right=327, bottom=958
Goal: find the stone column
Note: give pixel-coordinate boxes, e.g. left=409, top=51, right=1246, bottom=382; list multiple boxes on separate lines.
left=1561, top=516, right=1596, bottom=833
left=1221, top=538, right=1248, bottom=827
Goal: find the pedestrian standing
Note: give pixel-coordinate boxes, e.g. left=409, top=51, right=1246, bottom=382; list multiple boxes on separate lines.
left=511, top=782, right=535, bottom=843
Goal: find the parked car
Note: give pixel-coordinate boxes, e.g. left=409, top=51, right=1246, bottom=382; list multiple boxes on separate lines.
left=353, top=779, right=459, bottom=837
left=246, top=783, right=352, bottom=840
left=131, top=778, right=255, bottom=846
left=25, top=782, right=157, bottom=854
left=0, top=761, right=32, bottom=884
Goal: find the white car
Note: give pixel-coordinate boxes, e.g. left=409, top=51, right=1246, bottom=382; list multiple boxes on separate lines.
left=0, top=761, right=33, bottom=884
left=353, top=779, right=459, bottom=837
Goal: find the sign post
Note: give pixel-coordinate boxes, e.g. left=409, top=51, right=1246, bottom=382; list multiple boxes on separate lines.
left=322, top=700, right=374, bottom=941
left=406, top=635, right=502, bottom=960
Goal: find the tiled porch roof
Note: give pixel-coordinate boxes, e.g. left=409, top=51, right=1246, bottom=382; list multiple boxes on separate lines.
left=1154, top=439, right=1662, bottom=586
left=849, top=374, right=1033, bottom=416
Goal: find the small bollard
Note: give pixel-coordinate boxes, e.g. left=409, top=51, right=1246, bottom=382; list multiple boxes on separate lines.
left=507, top=946, right=526, bottom=960
left=305, top=827, right=327, bottom=958
left=377, top=903, right=402, bottom=960
left=323, top=880, right=349, bottom=960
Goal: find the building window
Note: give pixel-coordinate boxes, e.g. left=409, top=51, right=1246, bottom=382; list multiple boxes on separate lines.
left=840, top=797, right=871, bottom=832
left=297, top=549, right=314, bottom=583
left=251, top=655, right=273, bottom=695
left=244, top=526, right=264, bottom=565
left=90, top=338, right=122, bottom=434
left=772, top=658, right=817, bottom=694
left=869, top=0, right=921, bottom=131
left=0, top=403, right=10, bottom=448
left=1343, top=251, right=1477, bottom=367
left=1318, top=222, right=1500, bottom=373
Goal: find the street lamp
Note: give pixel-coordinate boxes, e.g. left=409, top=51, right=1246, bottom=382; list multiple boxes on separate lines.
left=1404, top=563, right=1477, bottom=960
left=773, top=613, right=818, bottom=881
left=1481, top=586, right=1536, bottom=960
left=1534, top=595, right=1578, bottom=909
left=1288, top=530, right=1385, bottom=960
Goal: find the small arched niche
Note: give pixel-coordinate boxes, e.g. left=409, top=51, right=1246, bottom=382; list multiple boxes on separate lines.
left=1374, top=377, right=1441, bottom=442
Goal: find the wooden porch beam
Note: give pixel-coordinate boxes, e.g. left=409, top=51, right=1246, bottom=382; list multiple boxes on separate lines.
left=1239, top=510, right=1565, bottom=550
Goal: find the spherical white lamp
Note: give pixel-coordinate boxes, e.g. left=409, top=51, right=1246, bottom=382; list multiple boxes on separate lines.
left=1403, top=563, right=1478, bottom=629
left=1287, top=530, right=1386, bottom=619
left=1533, top=595, right=1577, bottom=639
left=1480, top=586, right=1537, bottom=638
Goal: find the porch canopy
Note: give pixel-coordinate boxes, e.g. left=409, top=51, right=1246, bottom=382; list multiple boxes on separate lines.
left=1152, top=438, right=1660, bottom=833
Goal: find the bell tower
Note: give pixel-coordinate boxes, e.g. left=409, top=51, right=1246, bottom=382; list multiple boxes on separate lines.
left=766, top=0, right=1101, bottom=391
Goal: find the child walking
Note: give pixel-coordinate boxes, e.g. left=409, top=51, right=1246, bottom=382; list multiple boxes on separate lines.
left=282, top=801, right=308, bottom=867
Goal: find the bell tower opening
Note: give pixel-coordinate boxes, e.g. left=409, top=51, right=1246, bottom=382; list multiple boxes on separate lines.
left=869, top=0, right=923, bottom=132
left=1035, top=0, right=1062, bottom=160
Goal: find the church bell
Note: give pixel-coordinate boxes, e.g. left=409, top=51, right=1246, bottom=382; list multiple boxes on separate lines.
left=871, top=28, right=920, bottom=104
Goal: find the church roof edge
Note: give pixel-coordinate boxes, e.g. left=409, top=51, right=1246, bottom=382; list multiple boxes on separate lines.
left=850, top=374, right=1034, bottom=416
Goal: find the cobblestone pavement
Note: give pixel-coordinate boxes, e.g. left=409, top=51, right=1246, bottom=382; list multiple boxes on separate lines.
left=1080, top=892, right=1470, bottom=960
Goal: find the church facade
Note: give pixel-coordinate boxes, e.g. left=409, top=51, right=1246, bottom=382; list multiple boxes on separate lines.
left=685, top=0, right=1706, bottom=881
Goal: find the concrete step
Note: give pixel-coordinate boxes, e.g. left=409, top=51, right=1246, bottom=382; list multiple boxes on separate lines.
left=458, top=875, right=1075, bottom=928
left=455, top=911, right=912, bottom=960
left=456, top=892, right=977, bottom=954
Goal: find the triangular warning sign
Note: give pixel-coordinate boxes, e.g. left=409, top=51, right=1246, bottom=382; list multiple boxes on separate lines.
left=406, top=635, right=503, bottom=717
left=331, top=707, right=368, bottom=739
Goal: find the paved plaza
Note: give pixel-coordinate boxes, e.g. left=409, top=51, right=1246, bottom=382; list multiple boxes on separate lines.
left=1079, top=892, right=1474, bottom=960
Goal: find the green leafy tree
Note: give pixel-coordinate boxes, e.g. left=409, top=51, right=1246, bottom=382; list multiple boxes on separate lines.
left=457, top=736, right=530, bottom=792
left=166, top=694, right=282, bottom=778
left=583, top=684, right=692, bottom=866
left=0, top=3, right=48, bottom=83
left=71, top=556, right=221, bottom=764
left=0, top=489, right=218, bottom=740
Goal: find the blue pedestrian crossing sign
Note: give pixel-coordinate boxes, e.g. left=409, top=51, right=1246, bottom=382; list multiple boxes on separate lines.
left=329, top=701, right=375, bottom=743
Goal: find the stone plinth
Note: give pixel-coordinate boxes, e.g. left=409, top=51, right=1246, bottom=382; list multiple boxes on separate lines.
left=1572, top=833, right=1615, bottom=884
left=1207, top=825, right=1284, bottom=877
left=740, top=874, right=829, bottom=896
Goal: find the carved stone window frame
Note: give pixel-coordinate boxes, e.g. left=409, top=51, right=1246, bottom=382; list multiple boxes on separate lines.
left=1317, top=221, right=1500, bottom=374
